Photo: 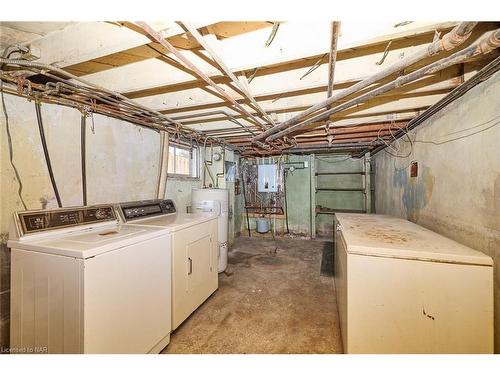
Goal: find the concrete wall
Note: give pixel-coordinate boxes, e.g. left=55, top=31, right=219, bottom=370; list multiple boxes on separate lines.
left=373, top=71, right=500, bottom=352
left=283, top=155, right=313, bottom=237
left=166, top=178, right=201, bottom=214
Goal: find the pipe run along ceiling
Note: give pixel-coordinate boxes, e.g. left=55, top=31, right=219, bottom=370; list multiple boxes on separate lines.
left=0, top=21, right=499, bottom=156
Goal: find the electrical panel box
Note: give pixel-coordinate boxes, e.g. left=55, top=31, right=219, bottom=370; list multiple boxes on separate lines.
left=258, top=164, right=278, bottom=192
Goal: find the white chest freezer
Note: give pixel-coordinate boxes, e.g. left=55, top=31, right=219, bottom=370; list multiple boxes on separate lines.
left=334, top=213, right=493, bottom=354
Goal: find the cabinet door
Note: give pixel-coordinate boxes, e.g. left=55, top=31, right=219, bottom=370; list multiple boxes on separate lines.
left=172, top=219, right=218, bottom=330
left=187, top=235, right=212, bottom=293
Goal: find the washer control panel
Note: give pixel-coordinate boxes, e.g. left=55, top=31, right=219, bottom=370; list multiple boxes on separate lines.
left=119, top=199, right=176, bottom=221
left=18, top=205, right=116, bottom=235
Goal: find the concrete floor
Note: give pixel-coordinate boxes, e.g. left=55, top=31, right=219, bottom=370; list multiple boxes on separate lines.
left=162, top=236, right=343, bottom=354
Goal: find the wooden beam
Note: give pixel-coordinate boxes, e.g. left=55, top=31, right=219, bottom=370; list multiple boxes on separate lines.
left=181, top=22, right=278, bottom=127
left=169, top=85, right=456, bottom=127
left=134, top=21, right=269, bottom=133
left=63, top=22, right=273, bottom=76
left=156, top=61, right=465, bottom=117
left=123, top=23, right=460, bottom=99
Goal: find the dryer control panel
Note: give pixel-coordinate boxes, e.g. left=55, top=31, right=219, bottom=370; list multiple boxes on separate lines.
left=119, top=199, right=176, bottom=221
left=17, top=205, right=116, bottom=235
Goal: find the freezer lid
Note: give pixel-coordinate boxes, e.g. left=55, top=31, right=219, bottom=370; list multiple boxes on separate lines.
left=125, top=213, right=217, bottom=232
left=335, top=214, right=493, bottom=266
left=8, top=225, right=169, bottom=259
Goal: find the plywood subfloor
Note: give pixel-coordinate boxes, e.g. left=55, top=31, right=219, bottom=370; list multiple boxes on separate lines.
left=162, top=237, right=343, bottom=354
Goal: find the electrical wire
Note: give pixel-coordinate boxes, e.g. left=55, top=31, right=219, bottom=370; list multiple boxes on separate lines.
left=386, top=115, right=500, bottom=172
left=1, top=80, right=27, bottom=210
left=35, top=102, right=63, bottom=208
left=265, top=22, right=280, bottom=47
left=314, top=155, right=352, bottom=164
left=300, top=54, right=328, bottom=80
left=378, top=120, right=414, bottom=158
left=410, top=117, right=500, bottom=146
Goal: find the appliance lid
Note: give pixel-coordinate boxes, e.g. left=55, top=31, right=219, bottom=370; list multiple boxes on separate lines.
left=124, top=213, right=217, bottom=232
left=336, top=213, right=493, bottom=266
left=8, top=225, right=169, bottom=259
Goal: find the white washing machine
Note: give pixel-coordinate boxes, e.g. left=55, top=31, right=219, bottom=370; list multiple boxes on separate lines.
left=8, top=204, right=172, bottom=354
left=117, top=199, right=218, bottom=330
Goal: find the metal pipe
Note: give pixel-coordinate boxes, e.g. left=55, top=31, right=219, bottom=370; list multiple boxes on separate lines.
left=241, top=168, right=252, bottom=237
left=181, top=22, right=277, bottom=128
left=173, top=109, right=257, bottom=136
left=253, top=22, right=477, bottom=142
left=215, top=146, right=226, bottom=188
left=268, top=29, right=499, bottom=141
left=202, top=138, right=216, bottom=188
left=0, top=58, right=236, bottom=150
left=136, top=22, right=269, bottom=134
left=327, top=22, right=341, bottom=105
left=35, top=102, right=62, bottom=208
left=371, top=54, right=500, bottom=156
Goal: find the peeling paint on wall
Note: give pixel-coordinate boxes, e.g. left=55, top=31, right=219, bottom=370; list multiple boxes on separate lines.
left=393, top=164, right=435, bottom=221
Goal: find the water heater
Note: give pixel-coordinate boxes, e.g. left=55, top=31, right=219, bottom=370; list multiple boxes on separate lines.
left=191, top=188, right=229, bottom=273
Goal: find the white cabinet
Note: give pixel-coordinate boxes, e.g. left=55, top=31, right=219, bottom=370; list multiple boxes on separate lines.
left=171, top=219, right=218, bottom=330
left=334, top=213, right=494, bottom=354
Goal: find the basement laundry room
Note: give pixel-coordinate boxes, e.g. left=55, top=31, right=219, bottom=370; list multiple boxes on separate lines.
left=1, top=4, right=500, bottom=371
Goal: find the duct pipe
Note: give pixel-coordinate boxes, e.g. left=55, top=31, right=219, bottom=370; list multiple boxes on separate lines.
left=253, top=22, right=477, bottom=142
left=268, top=29, right=500, bottom=142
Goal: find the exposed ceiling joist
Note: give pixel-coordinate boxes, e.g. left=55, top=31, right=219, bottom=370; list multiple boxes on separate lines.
left=180, top=21, right=278, bottom=128
left=122, top=22, right=466, bottom=100
left=63, top=21, right=273, bottom=76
